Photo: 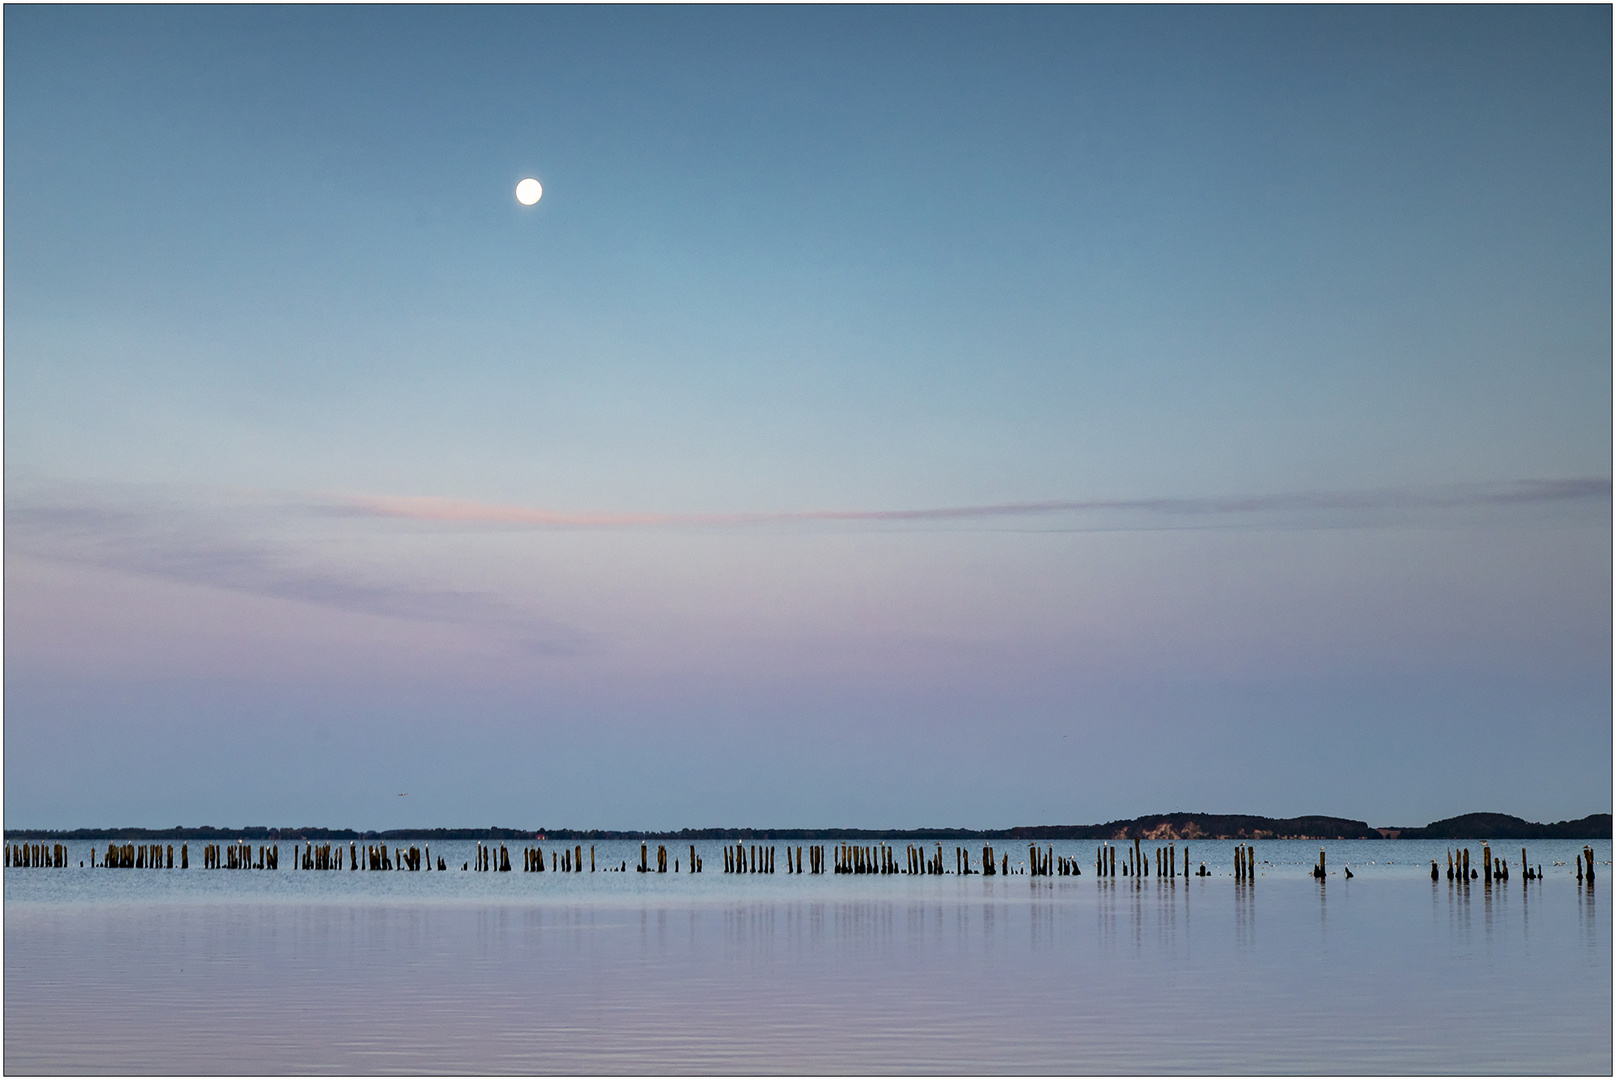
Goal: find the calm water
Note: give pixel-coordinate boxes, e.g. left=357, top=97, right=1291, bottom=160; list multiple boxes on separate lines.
left=5, top=838, right=1610, bottom=1074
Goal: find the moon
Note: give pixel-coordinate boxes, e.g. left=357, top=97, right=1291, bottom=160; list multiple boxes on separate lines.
left=515, top=178, right=543, bottom=205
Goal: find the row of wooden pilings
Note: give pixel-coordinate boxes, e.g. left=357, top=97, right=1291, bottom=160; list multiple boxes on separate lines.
left=1027, top=845, right=1090, bottom=876
left=203, top=843, right=269, bottom=869
left=521, top=844, right=594, bottom=872
left=1429, top=846, right=1557, bottom=884
left=472, top=843, right=510, bottom=872
left=841, top=843, right=893, bottom=874
left=10, top=841, right=1604, bottom=881
left=1433, top=845, right=1596, bottom=885
left=719, top=843, right=844, bottom=874
left=727, top=843, right=780, bottom=873
left=1091, top=838, right=1205, bottom=878
left=639, top=843, right=703, bottom=873
left=7, top=843, right=69, bottom=868
left=97, top=843, right=184, bottom=868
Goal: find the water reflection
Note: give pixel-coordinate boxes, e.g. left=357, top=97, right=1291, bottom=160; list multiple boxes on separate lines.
left=1579, top=877, right=1599, bottom=950
left=1095, top=878, right=1117, bottom=954
left=1483, top=873, right=1495, bottom=946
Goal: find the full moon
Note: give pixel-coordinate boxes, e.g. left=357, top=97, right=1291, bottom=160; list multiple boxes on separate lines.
left=515, top=178, right=543, bottom=205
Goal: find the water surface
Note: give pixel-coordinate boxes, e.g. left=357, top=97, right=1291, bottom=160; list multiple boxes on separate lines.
left=6, top=838, right=1609, bottom=1074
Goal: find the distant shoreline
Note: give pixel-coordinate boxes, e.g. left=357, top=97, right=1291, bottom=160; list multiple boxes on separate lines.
left=5, top=811, right=1608, bottom=842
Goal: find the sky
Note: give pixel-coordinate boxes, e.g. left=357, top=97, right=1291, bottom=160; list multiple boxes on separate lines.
left=5, top=6, right=1610, bottom=831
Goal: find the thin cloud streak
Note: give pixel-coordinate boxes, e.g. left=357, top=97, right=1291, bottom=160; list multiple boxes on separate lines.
left=328, top=478, right=1611, bottom=531
left=5, top=492, right=589, bottom=655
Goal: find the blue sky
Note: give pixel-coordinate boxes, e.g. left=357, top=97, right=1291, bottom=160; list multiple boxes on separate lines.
left=5, top=6, right=1609, bottom=830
